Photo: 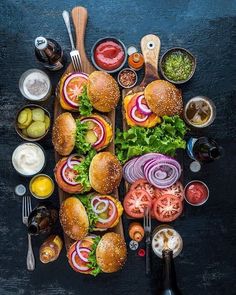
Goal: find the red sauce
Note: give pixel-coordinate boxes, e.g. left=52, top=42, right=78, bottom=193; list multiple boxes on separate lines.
left=185, top=182, right=208, bottom=205
left=94, top=41, right=125, bottom=71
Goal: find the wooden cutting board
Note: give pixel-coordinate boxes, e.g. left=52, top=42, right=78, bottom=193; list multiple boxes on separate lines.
left=54, top=6, right=123, bottom=251
left=122, top=34, right=161, bottom=193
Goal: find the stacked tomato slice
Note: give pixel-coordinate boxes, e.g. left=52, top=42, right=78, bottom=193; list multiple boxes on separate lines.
left=123, top=179, right=184, bottom=222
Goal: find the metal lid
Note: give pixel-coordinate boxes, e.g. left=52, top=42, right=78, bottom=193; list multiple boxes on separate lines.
left=189, top=161, right=201, bottom=172
left=15, top=184, right=26, bottom=196
left=35, top=36, right=48, bottom=50
left=127, top=45, right=138, bottom=56
left=129, top=240, right=139, bottom=251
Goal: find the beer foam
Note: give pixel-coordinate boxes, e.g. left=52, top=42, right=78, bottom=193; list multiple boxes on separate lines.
left=23, top=72, right=50, bottom=100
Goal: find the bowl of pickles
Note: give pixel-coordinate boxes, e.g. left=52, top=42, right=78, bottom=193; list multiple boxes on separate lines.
left=15, top=104, right=51, bottom=141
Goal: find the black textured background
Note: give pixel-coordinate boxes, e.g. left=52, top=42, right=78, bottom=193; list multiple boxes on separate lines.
left=0, top=1, right=236, bottom=294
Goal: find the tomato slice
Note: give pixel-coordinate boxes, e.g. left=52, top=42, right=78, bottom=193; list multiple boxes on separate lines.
left=65, top=76, right=88, bottom=104
left=94, top=198, right=118, bottom=229
left=67, top=242, right=91, bottom=273
left=153, top=194, right=183, bottom=222
left=64, top=165, right=78, bottom=183
left=155, top=181, right=184, bottom=201
left=130, top=179, right=158, bottom=201
left=124, top=189, right=152, bottom=218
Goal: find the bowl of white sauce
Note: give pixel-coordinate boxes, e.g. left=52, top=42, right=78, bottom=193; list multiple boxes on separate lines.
left=12, top=142, right=46, bottom=177
left=19, top=69, right=52, bottom=101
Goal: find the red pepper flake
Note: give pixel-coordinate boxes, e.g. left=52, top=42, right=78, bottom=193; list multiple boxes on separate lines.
left=118, top=69, right=137, bottom=88
left=138, top=248, right=145, bottom=257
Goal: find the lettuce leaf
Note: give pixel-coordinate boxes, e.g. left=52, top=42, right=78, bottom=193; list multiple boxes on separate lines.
left=115, top=115, right=187, bottom=164
left=87, top=236, right=101, bottom=276
left=74, top=150, right=96, bottom=192
left=76, top=193, right=98, bottom=230
left=78, top=86, right=93, bottom=116
left=75, top=119, right=94, bottom=155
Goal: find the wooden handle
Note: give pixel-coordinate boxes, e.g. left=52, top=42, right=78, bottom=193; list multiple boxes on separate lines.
left=140, top=34, right=161, bottom=86
left=71, top=6, right=92, bottom=72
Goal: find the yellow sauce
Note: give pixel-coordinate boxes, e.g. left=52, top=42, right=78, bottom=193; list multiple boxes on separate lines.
left=30, top=175, right=54, bottom=199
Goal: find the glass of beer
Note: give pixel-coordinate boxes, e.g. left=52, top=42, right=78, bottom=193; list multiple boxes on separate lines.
left=184, top=95, right=216, bottom=128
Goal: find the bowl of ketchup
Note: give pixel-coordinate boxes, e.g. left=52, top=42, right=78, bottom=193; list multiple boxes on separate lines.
left=91, top=37, right=127, bottom=73
left=184, top=180, right=209, bottom=206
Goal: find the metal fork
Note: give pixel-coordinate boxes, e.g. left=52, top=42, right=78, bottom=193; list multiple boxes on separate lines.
left=62, top=10, right=82, bottom=72
left=22, top=196, right=35, bottom=271
left=144, top=206, right=151, bottom=276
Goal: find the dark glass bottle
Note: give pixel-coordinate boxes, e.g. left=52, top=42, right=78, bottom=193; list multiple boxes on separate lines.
left=187, top=137, right=222, bottom=163
left=157, top=250, right=182, bottom=295
left=28, top=202, right=58, bottom=235
left=34, top=36, right=66, bottom=71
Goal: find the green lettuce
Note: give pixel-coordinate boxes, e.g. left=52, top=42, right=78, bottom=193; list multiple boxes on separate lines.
left=74, top=150, right=96, bottom=192
left=87, top=236, right=101, bottom=276
left=76, top=193, right=98, bottom=231
left=115, top=115, right=187, bottom=164
left=75, top=119, right=94, bottom=155
left=78, top=86, right=93, bottom=116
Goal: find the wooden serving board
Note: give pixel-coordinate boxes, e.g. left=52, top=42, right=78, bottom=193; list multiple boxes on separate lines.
left=122, top=34, right=161, bottom=193
left=54, top=6, right=123, bottom=251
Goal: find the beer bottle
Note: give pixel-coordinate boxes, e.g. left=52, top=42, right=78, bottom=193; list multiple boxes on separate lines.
left=157, top=250, right=182, bottom=295
left=34, top=36, right=66, bottom=71
left=187, top=136, right=222, bottom=163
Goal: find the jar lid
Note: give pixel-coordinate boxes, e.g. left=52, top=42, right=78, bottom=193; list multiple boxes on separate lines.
left=129, top=240, right=139, bottom=251
left=15, top=184, right=26, bottom=196
left=127, top=45, right=138, bottom=56
left=189, top=161, right=201, bottom=172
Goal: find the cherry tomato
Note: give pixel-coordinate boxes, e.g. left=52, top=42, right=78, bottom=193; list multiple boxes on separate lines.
left=124, top=189, right=152, bottom=218
left=155, top=181, right=184, bottom=201
left=153, top=194, right=183, bottom=222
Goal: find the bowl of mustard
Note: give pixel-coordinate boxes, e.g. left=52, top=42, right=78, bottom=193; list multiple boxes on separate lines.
left=30, top=174, right=54, bottom=199
left=160, top=47, right=196, bottom=84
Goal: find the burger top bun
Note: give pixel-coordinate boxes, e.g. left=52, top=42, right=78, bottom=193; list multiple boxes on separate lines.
left=87, top=71, right=120, bottom=112
left=96, top=232, right=127, bottom=273
left=144, top=80, right=183, bottom=117
left=52, top=112, right=76, bottom=156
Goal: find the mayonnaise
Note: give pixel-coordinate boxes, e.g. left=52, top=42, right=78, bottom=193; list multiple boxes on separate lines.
left=12, top=143, right=45, bottom=176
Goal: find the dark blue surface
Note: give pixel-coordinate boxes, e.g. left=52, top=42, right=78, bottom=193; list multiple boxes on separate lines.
left=0, top=1, right=236, bottom=294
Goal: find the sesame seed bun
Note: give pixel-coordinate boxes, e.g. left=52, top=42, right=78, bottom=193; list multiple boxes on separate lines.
left=87, top=71, right=120, bottom=112
left=52, top=112, right=76, bottom=156
left=89, top=152, right=122, bottom=194
left=144, top=80, right=183, bottom=117
left=96, top=232, right=127, bottom=273
left=59, top=197, right=89, bottom=241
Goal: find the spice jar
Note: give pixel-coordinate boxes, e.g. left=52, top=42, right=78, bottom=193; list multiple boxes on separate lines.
left=128, top=53, right=144, bottom=71
left=40, top=235, right=63, bottom=263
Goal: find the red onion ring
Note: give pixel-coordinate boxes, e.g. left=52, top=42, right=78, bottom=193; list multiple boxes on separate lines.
left=67, top=154, right=83, bottom=169
left=71, top=251, right=90, bottom=271
left=123, top=157, right=139, bottom=183
left=136, top=94, right=152, bottom=115
left=61, top=161, right=81, bottom=186
left=81, top=118, right=105, bottom=147
left=97, top=200, right=117, bottom=223
left=75, top=241, right=91, bottom=263
left=63, top=72, right=88, bottom=107
left=130, top=105, right=149, bottom=123
left=91, top=197, right=109, bottom=214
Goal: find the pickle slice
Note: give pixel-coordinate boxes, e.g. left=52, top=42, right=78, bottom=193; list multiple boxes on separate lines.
left=17, top=110, right=28, bottom=124
left=27, top=121, right=46, bottom=138
left=32, top=108, right=45, bottom=122
left=44, top=115, right=50, bottom=130
left=18, top=123, right=27, bottom=129
left=85, top=130, right=97, bottom=144
left=87, top=121, right=96, bottom=129
left=24, top=108, right=33, bottom=127
left=21, top=128, right=28, bottom=136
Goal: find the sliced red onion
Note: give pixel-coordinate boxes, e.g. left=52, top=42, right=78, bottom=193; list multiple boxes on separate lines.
left=81, top=118, right=105, bottom=147
left=71, top=251, right=90, bottom=272
left=75, top=241, right=91, bottom=263
left=91, top=198, right=109, bottom=214
left=61, top=161, right=80, bottom=186
left=67, top=154, right=82, bottom=169
left=63, top=72, right=88, bottom=107
left=136, top=94, right=152, bottom=115
left=123, top=158, right=138, bottom=183
left=130, top=106, right=149, bottom=123
left=132, top=153, right=161, bottom=179
left=97, top=200, right=117, bottom=223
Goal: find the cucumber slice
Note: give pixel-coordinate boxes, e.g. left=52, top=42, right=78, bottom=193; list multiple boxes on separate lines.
left=85, top=130, right=97, bottom=144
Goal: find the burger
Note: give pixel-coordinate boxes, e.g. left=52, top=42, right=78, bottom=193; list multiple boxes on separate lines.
left=89, top=152, right=122, bottom=194
left=52, top=112, right=113, bottom=156
left=144, top=80, right=183, bottom=117
left=67, top=233, right=127, bottom=275
left=123, top=91, right=161, bottom=127
left=58, top=71, right=120, bottom=113
left=59, top=195, right=123, bottom=240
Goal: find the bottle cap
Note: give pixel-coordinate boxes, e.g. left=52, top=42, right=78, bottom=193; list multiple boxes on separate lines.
left=35, top=36, right=48, bottom=50
left=138, top=248, right=145, bottom=257
left=15, top=184, right=26, bottom=196
left=129, top=240, right=139, bottom=251
left=127, top=45, right=138, bottom=56
left=189, top=161, right=201, bottom=172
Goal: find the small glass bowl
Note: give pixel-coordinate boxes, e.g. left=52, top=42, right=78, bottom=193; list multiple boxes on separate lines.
left=160, top=47, right=196, bottom=84
left=15, top=104, right=51, bottom=142
left=117, top=68, right=138, bottom=89
left=184, top=180, right=209, bottom=206
left=19, top=69, right=52, bottom=101
left=29, top=174, right=54, bottom=199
